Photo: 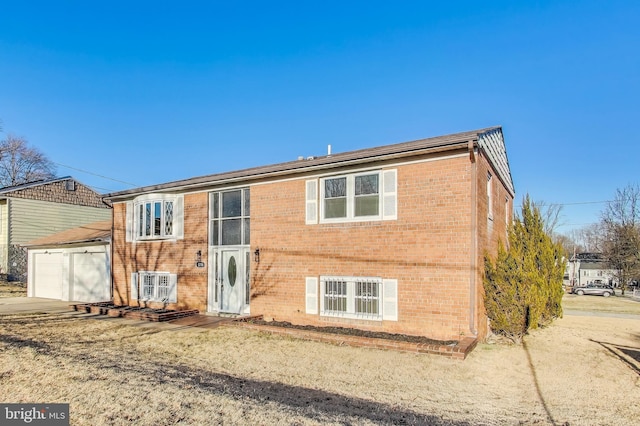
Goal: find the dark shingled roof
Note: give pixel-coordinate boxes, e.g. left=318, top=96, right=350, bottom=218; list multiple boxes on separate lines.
left=105, top=126, right=510, bottom=201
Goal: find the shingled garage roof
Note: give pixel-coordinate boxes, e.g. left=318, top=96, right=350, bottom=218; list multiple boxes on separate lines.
left=22, top=220, right=112, bottom=248
left=105, top=126, right=514, bottom=201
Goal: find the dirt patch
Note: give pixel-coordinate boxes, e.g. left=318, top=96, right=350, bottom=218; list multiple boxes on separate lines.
left=242, top=318, right=458, bottom=345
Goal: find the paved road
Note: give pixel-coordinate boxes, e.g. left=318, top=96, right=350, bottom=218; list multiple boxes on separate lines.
left=563, top=309, right=640, bottom=320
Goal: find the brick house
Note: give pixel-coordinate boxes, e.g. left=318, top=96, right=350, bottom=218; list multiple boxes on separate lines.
left=106, top=127, right=514, bottom=341
left=0, top=177, right=112, bottom=281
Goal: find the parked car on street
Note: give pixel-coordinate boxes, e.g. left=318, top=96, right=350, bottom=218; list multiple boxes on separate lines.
left=571, top=284, right=615, bottom=297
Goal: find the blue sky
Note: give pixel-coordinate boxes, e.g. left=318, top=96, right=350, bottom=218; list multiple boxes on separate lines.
left=1, top=1, right=638, bottom=235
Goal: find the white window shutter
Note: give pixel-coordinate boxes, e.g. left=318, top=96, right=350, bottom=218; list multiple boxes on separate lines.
left=125, top=201, right=134, bottom=242
left=382, top=170, right=397, bottom=220
left=174, top=195, right=184, bottom=239
left=305, top=277, right=318, bottom=314
left=382, top=279, right=398, bottom=321
left=305, top=180, right=318, bottom=224
left=131, top=272, right=138, bottom=301
left=168, top=274, right=178, bottom=303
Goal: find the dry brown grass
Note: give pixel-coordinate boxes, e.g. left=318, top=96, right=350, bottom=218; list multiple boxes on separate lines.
left=0, top=297, right=639, bottom=425
left=0, top=282, right=27, bottom=298
left=563, top=292, right=640, bottom=315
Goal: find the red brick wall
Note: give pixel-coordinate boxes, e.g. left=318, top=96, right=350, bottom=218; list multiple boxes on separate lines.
left=112, top=192, right=209, bottom=312
left=251, top=156, right=478, bottom=341
left=111, top=152, right=512, bottom=341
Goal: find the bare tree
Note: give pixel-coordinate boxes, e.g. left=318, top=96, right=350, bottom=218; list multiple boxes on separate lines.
left=600, top=184, right=640, bottom=295
left=532, top=201, right=563, bottom=235
left=574, top=222, right=606, bottom=253
left=0, top=134, right=56, bottom=187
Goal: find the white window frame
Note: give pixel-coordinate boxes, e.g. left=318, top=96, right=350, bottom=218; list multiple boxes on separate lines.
left=209, top=188, right=250, bottom=247
left=320, top=276, right=382, bottom=320
left=134, top=271, right=177, bottom=303
left=320, top=171, right=382, bottom=223
left=132, top=194, right=183, bottom=241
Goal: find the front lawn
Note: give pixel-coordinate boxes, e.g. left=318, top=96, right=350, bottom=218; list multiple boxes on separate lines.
left=1, top=309, right=639, bottom=425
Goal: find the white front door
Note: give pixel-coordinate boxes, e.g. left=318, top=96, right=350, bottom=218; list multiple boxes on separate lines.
left=220, top=249, right=244, bottom=314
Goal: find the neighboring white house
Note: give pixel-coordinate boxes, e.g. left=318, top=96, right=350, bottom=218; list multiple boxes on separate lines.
left=565, top=252, right=618, bottom=288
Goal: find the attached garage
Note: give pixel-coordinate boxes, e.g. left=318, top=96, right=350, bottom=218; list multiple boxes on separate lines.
left=33, top=252, right=64, bottom=299
left=25, top=220, right=111, bottom=303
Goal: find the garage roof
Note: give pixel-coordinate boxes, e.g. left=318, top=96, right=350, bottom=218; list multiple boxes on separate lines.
left=22, top=220, right=112, bottom=247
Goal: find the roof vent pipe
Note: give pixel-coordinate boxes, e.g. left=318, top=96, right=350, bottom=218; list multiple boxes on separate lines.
left=327, top=144, right=332, bottom=156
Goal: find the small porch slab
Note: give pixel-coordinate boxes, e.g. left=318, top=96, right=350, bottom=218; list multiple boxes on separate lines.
left=71, top=302, right=199, bottom=322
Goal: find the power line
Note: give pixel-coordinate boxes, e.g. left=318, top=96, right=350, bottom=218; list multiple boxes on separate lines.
left=54, top=162, right=138, bottom=187
left=523, top=200, right=610, bottom=208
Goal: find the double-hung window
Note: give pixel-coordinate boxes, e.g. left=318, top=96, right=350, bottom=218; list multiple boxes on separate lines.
left=320, top=276, right=382, bottom=320
left=321, top=172, right=382, bottom=222
left=306, top=169, right=396, bottom=225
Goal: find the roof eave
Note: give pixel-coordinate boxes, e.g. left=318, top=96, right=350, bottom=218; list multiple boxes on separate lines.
left=105, top=139, right=475, bottom=202
left=22, top=237, right=111, bottom=249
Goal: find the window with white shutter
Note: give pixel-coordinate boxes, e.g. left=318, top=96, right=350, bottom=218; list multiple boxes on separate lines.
left=306, top=180, right=318, bottom=224
left=305, top=277, right=318, bottom=314
left=319, top=276, right=395, bottom=321
left=134, top=272, right=178, bottom=303
left=312, top=169, right=397, bottom=224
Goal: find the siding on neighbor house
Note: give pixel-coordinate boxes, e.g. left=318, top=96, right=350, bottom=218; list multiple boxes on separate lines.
left=0, top=177, right=112, bottom=280
left=6, top=198, right=111, bottom=281
left=0, top=200, right=8, bottom=275
left=9, top=198, right=112, bottom=245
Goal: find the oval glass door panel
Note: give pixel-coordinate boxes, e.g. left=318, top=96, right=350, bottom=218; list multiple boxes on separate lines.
left=228, top=256, right=237, bottom=286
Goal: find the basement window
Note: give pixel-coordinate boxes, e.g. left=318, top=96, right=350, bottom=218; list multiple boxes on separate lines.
left=320, top=276, right=382, bottom=320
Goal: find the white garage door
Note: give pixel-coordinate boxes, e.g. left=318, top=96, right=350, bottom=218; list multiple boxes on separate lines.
left=33, top=252, right=63, bottom=299
left=71, top=252, right=109, bottom=302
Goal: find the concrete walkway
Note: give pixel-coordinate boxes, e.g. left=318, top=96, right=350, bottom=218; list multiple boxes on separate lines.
left=0, top=296, right=78, bottom=314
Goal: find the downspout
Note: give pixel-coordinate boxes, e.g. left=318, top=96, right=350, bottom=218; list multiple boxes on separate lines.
left=110, top=209, right=115, bottom=302
left=468, top=140, right=478, bottom=336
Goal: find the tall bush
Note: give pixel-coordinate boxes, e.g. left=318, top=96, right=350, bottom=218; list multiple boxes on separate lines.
left=484, top=195, right=565, bottom=342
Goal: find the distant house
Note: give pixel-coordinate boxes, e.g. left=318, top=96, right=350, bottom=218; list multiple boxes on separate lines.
left=105, top=127, right=514, bottom=342
left=0, top=177, right=112, bottom=281
left=565, top=252, right=618, bottom=287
